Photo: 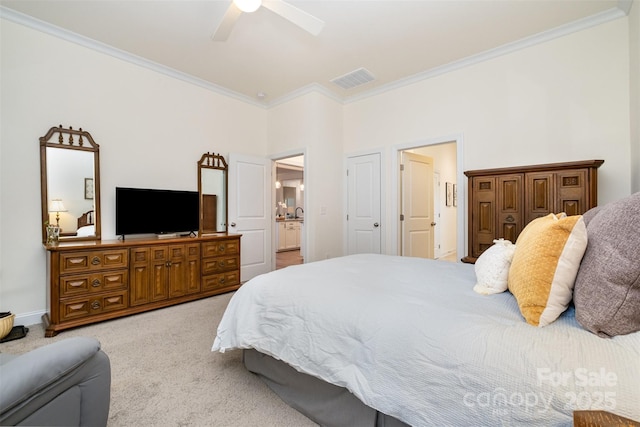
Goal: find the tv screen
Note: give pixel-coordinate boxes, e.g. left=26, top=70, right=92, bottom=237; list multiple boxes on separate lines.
left=116, top=187, right=199, bottom=236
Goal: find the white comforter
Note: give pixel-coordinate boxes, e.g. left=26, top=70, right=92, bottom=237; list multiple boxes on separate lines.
left=212, top=254, right=640, bottom=426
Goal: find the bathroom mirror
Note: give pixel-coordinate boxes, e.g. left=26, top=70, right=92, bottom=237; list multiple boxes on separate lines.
left=40, top=125, right=101, bottom=244
left=198, top=152, right=227, bottom=234
left=283, top=186, right=296, bottom=213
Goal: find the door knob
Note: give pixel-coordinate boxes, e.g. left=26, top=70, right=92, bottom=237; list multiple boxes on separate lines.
left=373, top=223, right=379, bottom=228
left=230, top=222, right=236, bottom=227
left=431, top=222, right=437, bottom=226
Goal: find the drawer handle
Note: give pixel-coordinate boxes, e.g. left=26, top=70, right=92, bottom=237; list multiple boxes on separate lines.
left=219, top=278, right=225, bottom=284
left=505, top=215, right=515, bottom=223
left=219, top=261, right=225, bottom=267
left=219, top=245, right=225, bottom=252
left=91, top=256, right=101, bottom=265
left=91, top=300, right=101, bottom=310
left=92, top=279, right=101, bottom=287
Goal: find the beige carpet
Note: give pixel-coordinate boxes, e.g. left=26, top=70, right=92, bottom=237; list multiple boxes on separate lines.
left=0, top=293, right=318, bottom=426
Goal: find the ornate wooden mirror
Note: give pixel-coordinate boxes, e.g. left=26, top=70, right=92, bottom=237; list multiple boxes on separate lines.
left=40, top=125, right=101, bottom=243
left=198, top=152, right=228, bottom=235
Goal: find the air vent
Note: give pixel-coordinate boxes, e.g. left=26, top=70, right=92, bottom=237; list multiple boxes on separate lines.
left=330, top=68, right=375, bottom=90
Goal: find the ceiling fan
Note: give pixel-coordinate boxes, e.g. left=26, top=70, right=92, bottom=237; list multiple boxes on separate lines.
left=212, top=0, right=325, bottom=41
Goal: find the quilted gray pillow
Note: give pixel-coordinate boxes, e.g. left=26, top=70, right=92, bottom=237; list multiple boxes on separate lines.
left=573, top=192, right=640, bottom=337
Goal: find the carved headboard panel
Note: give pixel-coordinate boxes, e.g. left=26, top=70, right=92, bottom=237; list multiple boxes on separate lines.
left=77, top=210, right=94, bottom=229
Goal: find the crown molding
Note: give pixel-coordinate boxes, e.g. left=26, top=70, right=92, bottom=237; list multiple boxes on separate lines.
left=344, top=5, right=629, bottom=104
left=267, top=83, right=343, bottom=107
left=617, top=0, right=633, bottom=15
left=0, top=6, right=268, bottom=108
left=1, top=3, right=631, bottom=109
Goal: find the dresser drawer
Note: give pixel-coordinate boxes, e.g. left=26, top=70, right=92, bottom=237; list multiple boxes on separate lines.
left=59, top=290, right=128, bottom=322
left=60, top=270, right=128, bottom=297
left=201, top=255, right=239, bottom=275
left=202, top=270, right=240, bottom=292
left=59, top=249, right=128, bottom=274
left=202, top=239, right=239, bottom=258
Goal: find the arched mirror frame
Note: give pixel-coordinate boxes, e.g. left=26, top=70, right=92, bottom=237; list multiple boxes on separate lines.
left=197, top=152, right=228, bottom=235
left=40, top=125, right=101, bottom=244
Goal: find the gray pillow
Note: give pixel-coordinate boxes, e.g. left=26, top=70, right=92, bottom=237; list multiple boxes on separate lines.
left=573, top=192, right=640, bottom=337
left=581, top=205, right=602, bottom=226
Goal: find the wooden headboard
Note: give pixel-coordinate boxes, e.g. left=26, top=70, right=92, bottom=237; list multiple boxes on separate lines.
left=77, top=210, right=94, bottom=229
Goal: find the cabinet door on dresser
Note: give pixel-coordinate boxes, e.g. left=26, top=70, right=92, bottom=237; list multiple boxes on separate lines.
left=555, top=169, right=589, bottom=216
left=496, top=174, right=524, bottom=244
left=167, top=243, right=200, bottom=297
left=525, top=172, right=555, bottom=224
left=469, top=176, right=496, bottom=259
left=469, top=174, right=523, bottom=259
left=525, top=169, right=589, bottom=222
left=130, top=243, right=200, bottom=305
left=130, top=246, right=169, bottom=306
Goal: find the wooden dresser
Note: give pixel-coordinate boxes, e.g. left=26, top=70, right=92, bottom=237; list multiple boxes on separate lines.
left=43, top=234, right=241, bottom=337
left=463, top=160, right=603, bottom=263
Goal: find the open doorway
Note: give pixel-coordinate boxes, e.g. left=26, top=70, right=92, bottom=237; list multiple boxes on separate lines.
left=274, top=155, right=304, bottom=269
left=398, top=141, right=458, bottom=261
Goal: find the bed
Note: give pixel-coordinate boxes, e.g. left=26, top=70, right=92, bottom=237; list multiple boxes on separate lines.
left=76, top=210, right=95, bottom=237
left=212, top=193, right=640, bottom=426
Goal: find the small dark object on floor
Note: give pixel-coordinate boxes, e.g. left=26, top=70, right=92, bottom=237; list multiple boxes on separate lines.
left=0, top=325, right=29, bottom=343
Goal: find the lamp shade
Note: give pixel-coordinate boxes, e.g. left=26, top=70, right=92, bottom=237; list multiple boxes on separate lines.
left=48, top=199, right=67, bottom=213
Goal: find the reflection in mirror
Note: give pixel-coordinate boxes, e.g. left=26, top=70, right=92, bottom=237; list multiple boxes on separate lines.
left=198, top=153, right=227, bottom=234
left=283, top=186, right=296, bottom=214
left=46, top=148, right=95, bottom=234
left=40, top=125, right=101, bottom=244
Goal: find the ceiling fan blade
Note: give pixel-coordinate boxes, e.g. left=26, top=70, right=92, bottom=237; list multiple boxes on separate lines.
left=262, top=0, right=324, bottom=36
left=211, top=2, right=243, bottom=41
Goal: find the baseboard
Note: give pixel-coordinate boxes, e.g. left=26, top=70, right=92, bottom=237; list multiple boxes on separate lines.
left=436, top=250, right=458, bottom=262
left=14, top=310, right=46, bottom=327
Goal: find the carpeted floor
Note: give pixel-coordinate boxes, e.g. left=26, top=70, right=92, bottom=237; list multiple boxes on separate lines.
left=0, top=292, right=317, bottom=426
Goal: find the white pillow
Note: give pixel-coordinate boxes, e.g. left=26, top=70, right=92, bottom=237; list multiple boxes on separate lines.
left=473, top=239, right=516, bottom=295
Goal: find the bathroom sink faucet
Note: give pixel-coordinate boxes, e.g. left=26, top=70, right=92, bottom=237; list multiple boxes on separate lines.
left=295, top=207, right=304, bottom=218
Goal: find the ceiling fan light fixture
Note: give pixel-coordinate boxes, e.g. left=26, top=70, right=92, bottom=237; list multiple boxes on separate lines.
left=234, top=0, right=261, bottom=13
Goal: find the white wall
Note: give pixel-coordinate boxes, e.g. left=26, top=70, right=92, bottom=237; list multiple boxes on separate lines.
left=1, top=10, right=636, bottom=325
left=0, top=20, right=267, bottom=322
left=630, top=1, right=640, bottom=193
left=344, top=18, right=632, bottom=257
left=267, top=92, right=344, bottom=262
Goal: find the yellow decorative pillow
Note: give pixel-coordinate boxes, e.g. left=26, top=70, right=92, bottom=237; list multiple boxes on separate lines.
left=507, top=213, right=588, bottom=327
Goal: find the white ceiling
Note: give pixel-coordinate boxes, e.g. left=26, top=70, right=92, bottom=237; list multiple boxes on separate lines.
left=0, top=0, right=626, bottom=105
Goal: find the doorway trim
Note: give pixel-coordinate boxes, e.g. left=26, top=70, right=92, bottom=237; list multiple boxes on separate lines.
left=391, top=133, right=465, bottom=260
left=271, top=148, right=308, bottom=271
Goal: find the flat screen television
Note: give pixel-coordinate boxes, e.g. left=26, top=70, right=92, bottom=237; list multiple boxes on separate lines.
left=115, top=187, right=199, bottom=236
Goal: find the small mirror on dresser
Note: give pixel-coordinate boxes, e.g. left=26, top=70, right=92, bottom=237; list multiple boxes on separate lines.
left=198, top=152, right=228, bottom=235
left=40, top=125, right=101, bottom=244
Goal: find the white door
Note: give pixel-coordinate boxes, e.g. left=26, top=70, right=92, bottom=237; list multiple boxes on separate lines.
left=347, top=153, right=381, bottom=254
left=433, top=172, right=442, bottom=259
left=401, top=152, right=435, bottom=258
left=228, top=153, right=271, bottom=282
